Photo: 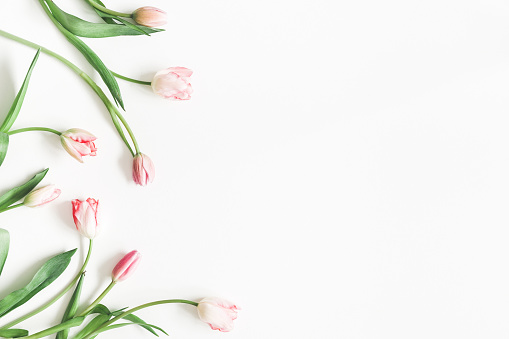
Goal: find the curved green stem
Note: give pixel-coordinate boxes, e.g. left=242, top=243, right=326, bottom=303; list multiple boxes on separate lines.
left=7, top=127, right=61, bottom=136
left=82, top=299, right=198, bottom=339
left=111, top=71, right=151, bottom=86
left=86, top=0, right=132, bottom=18
left=78, top=280, right=116, bottom=317
left=0, top=203, right=23, bottom=213
left=0, top=240, right=94, bottom=330
left=0, top=29, right=139, bottom=157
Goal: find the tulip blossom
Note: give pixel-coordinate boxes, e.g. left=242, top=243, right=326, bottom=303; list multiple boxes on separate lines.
left=151, top=67, right=193, bottom=100
left=112, top=250, right=141, bottom=282
left=132, top=6, right=167, bottom=27
left=197, top=297, right=240, bottom=332
left=72, top=198, right=99, bottom=239
left=132, top=153, right=155, bottom=186
left=60, top=128, right=97, bottom=163
left=23, top=185, right=61, bottom=207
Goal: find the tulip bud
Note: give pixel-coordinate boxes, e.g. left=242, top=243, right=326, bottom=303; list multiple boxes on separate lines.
left=151, top=67, right=193, bottom=100
left=197, top=297, right=240, bottom=332
left=23, top=185, right=61, bottom=207
left=72, top=198, right=100, bottom=239
left=60, top=128, right=97, bottom=163
left=111, top=250, right=141, bottom=282
left=132, top=6, right=167, bottom=27
left=132, top=153, right=155, bottom=186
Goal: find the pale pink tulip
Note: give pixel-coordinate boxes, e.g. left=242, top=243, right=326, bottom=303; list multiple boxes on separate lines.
left=151, top=67, right=193, bottom=100
left=60, top=128, right=97, bottom=163
left=132, top=153, right=155, bottom=186
left=72, top=198, right=100, bottom=239
left=132, top=6, right=167, bottom=27
left=112, top=250, right=141, bottom=282
left=23, top=185, right=61, bottom=207
left=197, top=297, right=240, bottom=332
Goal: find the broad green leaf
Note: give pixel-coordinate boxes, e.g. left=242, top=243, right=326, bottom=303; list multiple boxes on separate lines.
left=0, top=248, right=77, bottom=318
left=0, top=229, right=9, bottom=277
left=45, top=0, right=162, bottom=38
left=56, top=273, right=85, bottom=339
left=0, top=168, right=48, bottom=210
left=0, top=50, right=41, bottom=133
left=73, top=314, right=111, bottom=339
left=0, top=133, right=8, bottom=167
left=124, top=313, right=167, bottom=336
left=0, top=328, right=28, bottom=337
left=40, top=0, right=124, bottom=110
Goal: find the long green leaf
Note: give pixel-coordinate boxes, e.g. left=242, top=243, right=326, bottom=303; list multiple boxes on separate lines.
left=0, top=133, right=8, bottom=167
left=0, top=50, right=41, bottom=133
left=73, top=314, right=111, bottom=339
left=0, top=249, right=77, bottom=318
left=124, top=314, right=167, bottom=336
left=0, top=328, right=29, bottom=338
left=45, top=0, right=162, bottom=38
left=0, top=168, right=48, bottom=210
left=56, top=273, right=85, bottom=339
left=25, top=317, right=84, bottom=338
left=40, top=0, right=125, bottom=110
left=93, top=322, right=168, bottom=336
left=0, top=229, right=9, bottom=277
left=87, top=0, right=116, bottom=24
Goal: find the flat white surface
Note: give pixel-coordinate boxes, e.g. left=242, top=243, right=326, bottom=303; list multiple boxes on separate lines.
left=1, top=0, right=509, bottom=338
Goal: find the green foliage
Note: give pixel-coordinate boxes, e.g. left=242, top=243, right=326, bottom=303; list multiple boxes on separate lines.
left=0, top=168, right=48, bottom=211
left=0, top=133, right=8, bottom=167
left=0, top=249, right=77, bottom=318
left=0, top=229, right=9, bottom=277
left=56, top=273, right=85, bottom=339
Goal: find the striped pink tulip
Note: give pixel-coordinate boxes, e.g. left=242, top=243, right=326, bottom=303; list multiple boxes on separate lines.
left=197, top=297, right=240, bottom=332
left=151, top=67, right=193, bottom=100
left=132, top=153, right=155, bottom=186
left=112, top=250, right=141, bottom=282
left=72, top=198, right=100, bottom=239
left=60, top=128, right=97, bottom=163
left=23, top=185, right=61, bottom=207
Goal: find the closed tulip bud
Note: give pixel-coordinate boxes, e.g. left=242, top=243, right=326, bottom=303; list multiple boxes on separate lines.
left=197, top=297, right=240, bottom=332
left=151, top=67, right=193, bottom=100
left=23, top=185, right=61, bottom=207
left=60, top=128, right=97, bottom=163
left=132, top=6, right=167, bottom=27
left=72, top=198, right=100, bottom=239
left=111, top=250, right=141, bottom=282
left=132, top=153, right=155, bottom=186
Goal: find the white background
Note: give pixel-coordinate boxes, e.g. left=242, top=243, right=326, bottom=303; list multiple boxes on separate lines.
left=1, top=0, right=509, bottom=338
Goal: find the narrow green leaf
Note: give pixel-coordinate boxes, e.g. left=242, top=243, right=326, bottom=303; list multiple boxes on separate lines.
left=45, top=0, right=162, bottom=38
left=124, top=313, right=167, bottom=336
left=0, top=50, right=41, bottom=133
left=73, top=314, right=111, bottom=339
left=0, top=328, right=29, bottom=337
left=26, top=317, right=84, bottom=338
left=40, top=0, right=124, bottom=110
left=56, top=273, right=85, bottom=339
left=0, top=133, right=8, bottom=167
left=87, top=0, right=116, bottom=24
left=0, top=168, right=48, bottom=210
left=93, top=322, right=168, bottom=336
left=0, top=229, right=9, bottom=277
left=0, top=248, right=77, bottom=318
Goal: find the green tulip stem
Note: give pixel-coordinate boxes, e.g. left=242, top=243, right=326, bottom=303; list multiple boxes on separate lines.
left=0, top=240, right=94, bottom=330
left=7, top=127, right=61, bottom=136
left=111, top=71, right=152, bottom=86
left=82, top=299, right=199, bottom=339
left=85, top=0, right=132, bottom=18
left=0, top=203, right=23, bottom=213
left=0, top=29, right=140, bottom=157
left=77, top=280, right=116, bottom=317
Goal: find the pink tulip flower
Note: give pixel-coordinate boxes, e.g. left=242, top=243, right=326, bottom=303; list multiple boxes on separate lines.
left=197, top=297, right=240, bottom=332
left=112, top=250, right=141, bottom=282
left=23, top=185, right=61, bottom=207
left=72, top=198, right=100, bottom=239
left=132, top=153, right=155, bottom=186
left=60, top=128, right=97, bottom=163
left=132, top=6, right=167, bottom=27
left=151, top=67, right=193, bottom=100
